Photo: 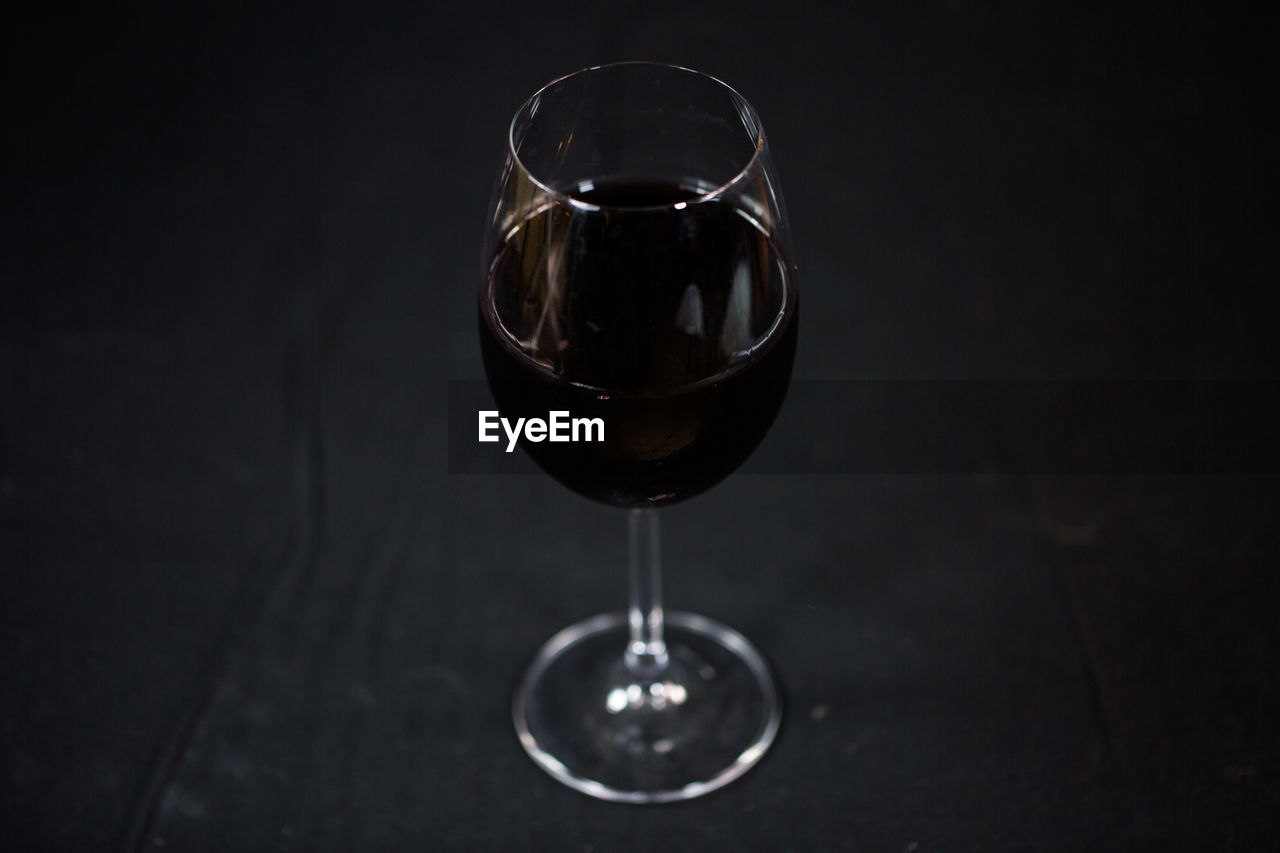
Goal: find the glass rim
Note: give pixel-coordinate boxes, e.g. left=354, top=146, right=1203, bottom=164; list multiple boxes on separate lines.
left=506, top=61, right=768, bottom=212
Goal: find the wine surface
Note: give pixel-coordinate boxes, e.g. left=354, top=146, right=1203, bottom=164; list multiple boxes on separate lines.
left=480, top=181, right=797, bottom=507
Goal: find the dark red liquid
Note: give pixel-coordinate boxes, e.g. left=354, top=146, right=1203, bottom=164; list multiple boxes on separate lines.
left=479, top=181, right=797, bottom=507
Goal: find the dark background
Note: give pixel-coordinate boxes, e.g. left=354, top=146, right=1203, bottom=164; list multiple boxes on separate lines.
left=3, top=2, right=1276, bottom=849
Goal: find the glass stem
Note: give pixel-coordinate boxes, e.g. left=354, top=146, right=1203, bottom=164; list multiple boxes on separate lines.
left=626, top=507, right=669, bottom=675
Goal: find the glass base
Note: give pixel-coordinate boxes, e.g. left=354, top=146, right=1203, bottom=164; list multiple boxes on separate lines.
left=512, top=610, right=782, bottom=803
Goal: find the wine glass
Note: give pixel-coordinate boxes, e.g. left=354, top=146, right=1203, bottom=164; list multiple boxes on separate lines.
left=478, top=62, right=798, bottom=803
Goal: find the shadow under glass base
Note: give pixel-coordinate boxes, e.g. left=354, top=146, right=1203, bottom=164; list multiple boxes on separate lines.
left=512, top=610, right=782, bottom=803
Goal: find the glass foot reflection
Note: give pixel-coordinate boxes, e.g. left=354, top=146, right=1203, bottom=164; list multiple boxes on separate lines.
left=513, top=611, right=782, bottom=803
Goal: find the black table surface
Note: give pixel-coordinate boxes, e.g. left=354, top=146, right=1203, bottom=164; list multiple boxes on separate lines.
left=3, top=4, right=1277, bottom=850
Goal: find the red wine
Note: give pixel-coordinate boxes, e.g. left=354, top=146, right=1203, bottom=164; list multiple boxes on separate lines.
left=480, top=181, right=797, bottom=507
